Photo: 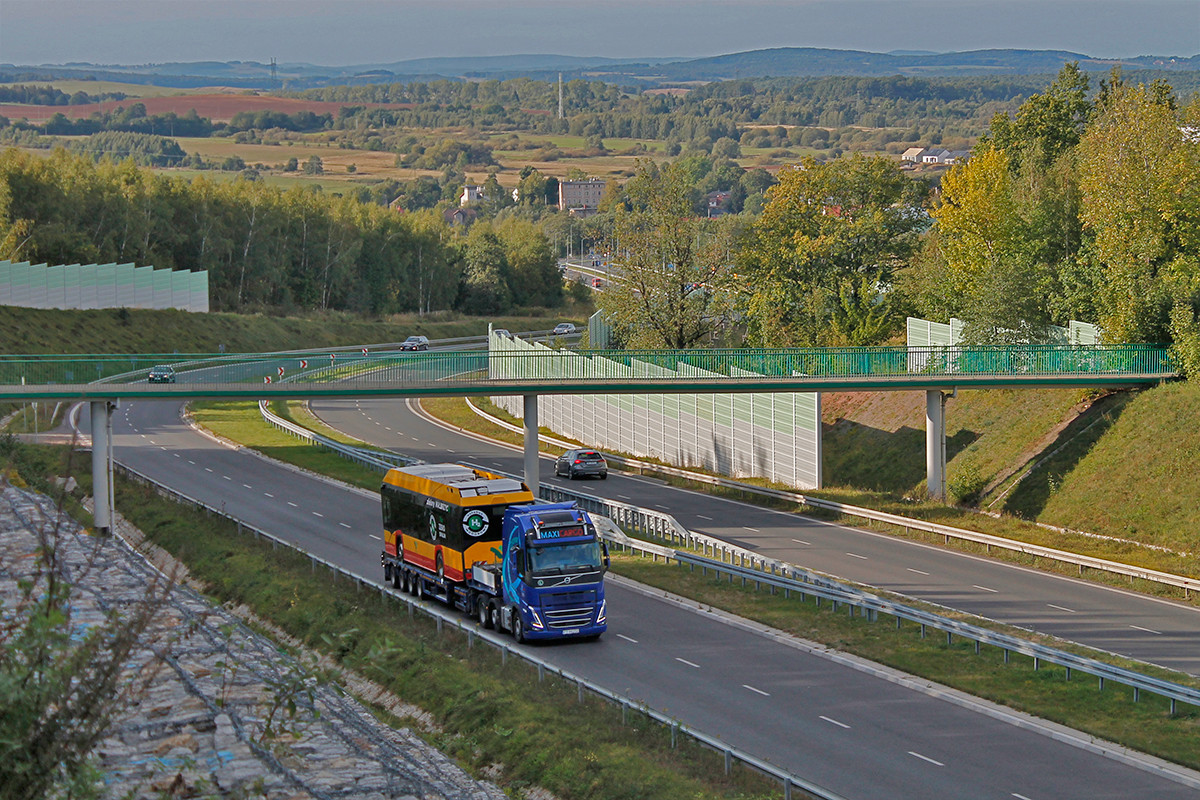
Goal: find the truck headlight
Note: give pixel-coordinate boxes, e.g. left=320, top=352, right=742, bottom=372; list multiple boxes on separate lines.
left=529, top=609, right=545, bottom=630
left=596, top=599, right=606, bottom=625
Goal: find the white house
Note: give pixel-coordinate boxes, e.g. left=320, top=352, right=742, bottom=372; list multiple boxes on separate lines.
left=901, top=147, right=927, bottom=163
left=460, top=184, right=485, bottom=206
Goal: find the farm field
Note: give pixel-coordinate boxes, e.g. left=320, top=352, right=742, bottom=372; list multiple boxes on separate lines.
left=0, top=79, right=211, bottom=98
left=0, top=92, right=415, bottom=123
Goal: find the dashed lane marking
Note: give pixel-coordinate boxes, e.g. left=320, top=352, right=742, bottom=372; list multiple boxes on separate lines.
left=1047, top=604, right=1076, bottom=613
left=675, top=657, right=700, bottom=669
left=846, top=552, right=868, bottom=560
left=1130, top=624, right=1163, bottom=635
left=908, top=751, right=944, bottom=767
left=617, top=634, right=639, bottom=644
left=339, top=523, right=351, bottom=528
left=907, top=568, right=930, bottom=575
left=972, top=585, right=999, bottom=593
left=742, top=684, right=770, bottom=697
left=819, top=715, right=850, bottom=729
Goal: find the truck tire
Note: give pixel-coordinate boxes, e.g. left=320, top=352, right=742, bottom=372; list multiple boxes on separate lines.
left=512, top=612, right=526, bottom=644
left=414, top=575, right=424, bottom=600
left=390, top=565, right=402, bottom=590
left=478, top=599, right=494, bottom=629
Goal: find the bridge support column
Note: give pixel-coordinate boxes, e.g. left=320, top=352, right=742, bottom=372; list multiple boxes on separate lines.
left=925, top=390, right=947, bottom=502
left=523, top=394, right=540, bottom=499
left=90, top=400, right=115, bottom=535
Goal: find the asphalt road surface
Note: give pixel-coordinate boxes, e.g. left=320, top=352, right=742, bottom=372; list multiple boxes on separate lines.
left=90, top=397, right=1200, bottom=800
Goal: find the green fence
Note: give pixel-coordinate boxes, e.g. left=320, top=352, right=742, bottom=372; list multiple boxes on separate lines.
left=0, top=344, right=1175, bottom=399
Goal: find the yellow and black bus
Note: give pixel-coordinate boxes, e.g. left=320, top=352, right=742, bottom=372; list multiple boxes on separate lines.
left=381, top=463, right=534, bottom=584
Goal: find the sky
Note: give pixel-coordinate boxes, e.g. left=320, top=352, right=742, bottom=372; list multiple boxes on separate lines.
left=2, top=0, right=1197, bottom=67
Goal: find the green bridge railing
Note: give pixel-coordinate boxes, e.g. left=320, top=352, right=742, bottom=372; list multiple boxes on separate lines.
left=0, top=344, right=1175, bottom=399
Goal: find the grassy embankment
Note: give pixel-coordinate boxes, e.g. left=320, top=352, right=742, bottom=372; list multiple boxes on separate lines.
left=183, top=399, right=1200, bottom=773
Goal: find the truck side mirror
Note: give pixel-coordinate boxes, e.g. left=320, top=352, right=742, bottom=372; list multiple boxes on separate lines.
left=602, top=541, right=610, bottom=571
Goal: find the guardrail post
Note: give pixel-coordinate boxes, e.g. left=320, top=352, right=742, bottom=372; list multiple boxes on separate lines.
left=538, top=663, right=545, bottom=682
left=784, top=778, right=792, bottom=800
left=1134, top=687, right=1140, bottom=703
left=724, top=749, right=732, bottom=775
left=671, top=723, right=677, bottom=748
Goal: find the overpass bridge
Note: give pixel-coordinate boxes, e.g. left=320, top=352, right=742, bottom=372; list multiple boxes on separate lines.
left=0, top=343, right=1174, bottom=532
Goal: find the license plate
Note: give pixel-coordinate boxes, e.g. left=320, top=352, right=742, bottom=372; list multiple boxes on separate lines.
left=562, top=628, right=580, bottom=635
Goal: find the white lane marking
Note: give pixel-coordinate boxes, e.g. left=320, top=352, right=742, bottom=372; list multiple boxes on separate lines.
left=617, top=633, right=639, bottom=644
left=242, top=484, right=252, bottom=489
left=287, top=501, right=298, bottom=507
left=972, top=584, right=998, bottom=593
left=222, top=475, right=232, bottom=481
left=675, top=657, right=700, bottom=669
left=339, top=523, right=351, bottom=529
left=1012, top=794, right=1035, bottom=800
left=742, top=684, right=770, bottom=697
left=369, top=534, right=382, bottom=541
left=792, top=538, right=811, bottom=545
left=1130, top=624, right=1163, bottom=635
left=384, top=427, right=392, bottom=431
left=908, top=751, right=944, bottom=767
left=264, top=492, right=274, bottom=498
left=447, top=449, right=456, bottom=454
left=618, top=494, right=632, bottom=500
left=742, top=526, right=759, bottom=532
left=312, top=511, right=324, bottom=518
left=1047, top=604, right=1076, bottom=613
left=374, top=421, right=381, bottom=425
left=819, top=715, right=850, bottom=729
left=173, top=453, right=180, bottom=458
left=204, top=468, right=213, bottom=473
left=846, top=552, right=868, bottom=560
left=140, top=434, right=147, bottom=438
left=427, top=442, right=437, bottom=447
left=907, top=568, right=930, bottom=575
left=696, top=514, right=713, bottom=520
left=187, top=460, right=195, bottom=465
left=654, top=504, right=669, bottom=510
left=159, top=446, right=168, bottom=450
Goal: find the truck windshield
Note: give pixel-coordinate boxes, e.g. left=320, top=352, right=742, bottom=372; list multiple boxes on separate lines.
left=527, top=540, right=603, bottom=575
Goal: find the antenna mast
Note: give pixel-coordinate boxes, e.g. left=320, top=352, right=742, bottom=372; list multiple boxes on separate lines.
left=270, top=57, right=278, bottom=88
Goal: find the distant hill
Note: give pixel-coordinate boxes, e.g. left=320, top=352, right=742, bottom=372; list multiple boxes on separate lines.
left=2, top=47, right=1197, bottom=90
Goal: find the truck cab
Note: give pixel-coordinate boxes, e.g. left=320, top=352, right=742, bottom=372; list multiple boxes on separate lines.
left=473, top=502, right=608, bottom=641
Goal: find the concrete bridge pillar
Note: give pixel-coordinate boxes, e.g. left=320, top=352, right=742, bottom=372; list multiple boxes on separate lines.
left=90, top=400, right=115, bottom=534
left=523, top=394, right=539, bottom=499
left=925, top=390, right=947, bottom=502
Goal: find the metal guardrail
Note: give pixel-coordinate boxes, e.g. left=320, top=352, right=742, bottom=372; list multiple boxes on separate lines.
left=552, top=486, right=1200, bottom=717
left=110, top=460, right=842, bottom=800
left=467, top=399, right=1200, bottom=598
left=259, top=399, right=1200, bottom=713
left=256, top=400, right=417, bottom=472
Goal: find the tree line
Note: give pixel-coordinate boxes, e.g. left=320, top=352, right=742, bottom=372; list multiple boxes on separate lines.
left=0, top=148, right=560, bottom=315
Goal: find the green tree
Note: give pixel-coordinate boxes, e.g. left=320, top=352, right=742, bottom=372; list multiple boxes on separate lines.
left=927, top=146, right=1048, bottom=342
left=458, top=223, right=512, bottom=314
left=740, top=154, right=925, bottom=346
left=495, top=217, right=562, bottom=307
left=598, top=161, right=737, bottom=348
left=303, top=155, right=324, bottom=175
left=1077, top=83, right=1199, bottom=343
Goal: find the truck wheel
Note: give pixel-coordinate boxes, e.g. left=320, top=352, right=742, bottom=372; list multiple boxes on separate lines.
left=390, top=566, right=402, bottom=590
left=478, top=599, right=494, bottom=629
left=512, top=613, right=526, bottom=644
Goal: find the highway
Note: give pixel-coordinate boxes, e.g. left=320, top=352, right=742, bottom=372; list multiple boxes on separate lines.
left=93, top=395, right=1200, bottom=799
left=307, top=396, right=1200, bottom=678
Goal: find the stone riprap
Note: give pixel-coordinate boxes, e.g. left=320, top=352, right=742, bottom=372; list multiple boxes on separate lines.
left=0, top=483, right=509, bottom=800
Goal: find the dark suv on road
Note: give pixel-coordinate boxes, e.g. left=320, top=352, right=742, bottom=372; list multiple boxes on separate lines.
left=555, top=449, right=608, bottom=480
left=147, top=365, right=176, bottom=384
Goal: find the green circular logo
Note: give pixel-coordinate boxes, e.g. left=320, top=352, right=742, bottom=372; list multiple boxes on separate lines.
left=463, top=510, right=489, bottom=537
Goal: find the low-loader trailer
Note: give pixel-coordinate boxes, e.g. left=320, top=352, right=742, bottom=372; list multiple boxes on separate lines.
left=380, top=464, right=607, bottom=642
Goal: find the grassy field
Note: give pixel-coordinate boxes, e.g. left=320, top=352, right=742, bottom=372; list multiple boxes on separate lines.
left=156, top=404, right=1200, bottom=773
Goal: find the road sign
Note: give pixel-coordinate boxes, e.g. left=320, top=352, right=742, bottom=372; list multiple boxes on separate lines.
left=300, top=359, right=308, bottom=369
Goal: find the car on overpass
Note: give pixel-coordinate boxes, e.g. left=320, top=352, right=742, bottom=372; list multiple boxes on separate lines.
left=552, top=322, right=577, bottom=335
left=147, top=365, right=176, bottom=384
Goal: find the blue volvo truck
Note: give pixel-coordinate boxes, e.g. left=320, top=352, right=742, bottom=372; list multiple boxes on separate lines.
left=381, top=465, right=607, bottom=642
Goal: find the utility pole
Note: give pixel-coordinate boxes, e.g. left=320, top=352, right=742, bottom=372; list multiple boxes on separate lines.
left=270, top=57, right=278, bottom=89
